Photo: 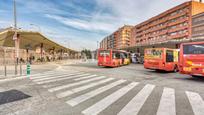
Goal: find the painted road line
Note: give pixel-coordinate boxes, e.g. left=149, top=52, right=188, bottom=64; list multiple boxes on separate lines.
left=29, top=70, right=73, bottom=77
left=74, top=75, right=97, bottom=81
left=36, top=73, right=91, bottom=84
left=30, top=72, right=78, bottom=79
left=186, top=91, right=204, bottom=115
left=66, top=80, right=127, bottom=107
left=48, top=76, right=106, bottom=92
left=57, top=78, right=115, bottom=98
left=118, top=84, right=155, bottom=115
left=82, top=82, right=138, bottom=115
left=30, top=71, right=82, bottom=79
left=33, top=72, right=86, bottom=82
left=157, top=88, right=176, bottom=115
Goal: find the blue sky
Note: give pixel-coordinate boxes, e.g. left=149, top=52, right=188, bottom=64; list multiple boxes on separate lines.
left=0, top=0, right=189, bottom=50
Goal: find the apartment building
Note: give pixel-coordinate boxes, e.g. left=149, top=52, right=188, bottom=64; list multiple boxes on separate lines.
left=130, top=1, right=204, bottom=47
left=100, top=25, right=133, bottom=50
left=116, top=25, right=133, bottom=49
left=192, top=12, right=204, bottom=38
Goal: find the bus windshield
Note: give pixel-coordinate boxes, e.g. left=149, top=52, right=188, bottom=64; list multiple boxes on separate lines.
left=145, top=49, right=163, bottom=59
left=183, top=44, right=204, bottom=54
left=99, top=50, right=110, bottom=57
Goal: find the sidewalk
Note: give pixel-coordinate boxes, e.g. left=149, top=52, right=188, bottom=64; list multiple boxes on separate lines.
left=0, top=59, right=83, bottom=79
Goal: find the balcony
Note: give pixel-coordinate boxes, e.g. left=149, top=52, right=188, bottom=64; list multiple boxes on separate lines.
left=167, top=25, right=188, bottom=33
left=168, top=17, right=188, bottom=27
left=168, top=33, right=188, bottom=39
left=168, top=12, right=188, bottom=20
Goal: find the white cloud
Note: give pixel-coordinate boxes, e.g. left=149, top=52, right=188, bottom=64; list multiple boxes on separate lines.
left=45, top=14, right=118, bottom=33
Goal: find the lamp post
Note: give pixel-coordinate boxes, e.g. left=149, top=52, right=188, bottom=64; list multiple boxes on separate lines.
left=13, top=0, right=20, bottom=75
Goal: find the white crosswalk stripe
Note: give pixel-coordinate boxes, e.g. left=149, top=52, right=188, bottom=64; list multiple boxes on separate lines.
left=30, top=70, right=77, bottom=77
left=36, top=73, right=91, bottom=84
left=74, top=75, right=97, bottom=81
left=57, top=78, right=115, bottom=98
left=118, top=84, right=155, bottom=115
left=186, top=91, right=204, bottom=115
left=157, top=88, right=176, bottom=115
left=30, top=71, right=81, bottom=79
left=33, top=72, right=85, bottom=82
left=66, top=79, right=127, bottom=106
left=82, top=82, right=138, bottom=115
left=48, top=76, right=107, bottom=92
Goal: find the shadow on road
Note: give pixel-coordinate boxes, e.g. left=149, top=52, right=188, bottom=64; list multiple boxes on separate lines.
left=174, top=76, right=204, bottom=83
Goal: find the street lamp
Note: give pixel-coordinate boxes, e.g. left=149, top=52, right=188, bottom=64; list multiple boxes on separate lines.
left=13, top=0, right=17, bottom=29
left=30, top=24, right=41, bottom=32
left=13, top=0, right=20, bottom=75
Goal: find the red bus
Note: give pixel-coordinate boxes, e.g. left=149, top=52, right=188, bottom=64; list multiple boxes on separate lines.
left=179, top=42, right=204, bottom=77
left=144, top=48, right=179, bottom=72
left=97, top=49, right=130, bottom=67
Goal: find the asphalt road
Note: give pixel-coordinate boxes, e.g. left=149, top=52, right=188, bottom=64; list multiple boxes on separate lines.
left=0, top=62, right=203, bottom=115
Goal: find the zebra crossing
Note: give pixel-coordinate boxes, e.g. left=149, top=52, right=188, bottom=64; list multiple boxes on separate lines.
left=29, top=70, right=204, bottom=115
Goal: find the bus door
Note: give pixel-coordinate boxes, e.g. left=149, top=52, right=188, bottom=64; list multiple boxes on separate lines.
left=165, top=50, right=175, bottom=70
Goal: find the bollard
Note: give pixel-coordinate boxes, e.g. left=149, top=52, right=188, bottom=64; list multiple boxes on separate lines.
left=15, top=63, right=17, bottom=75
left=4, top=65, right=7, bottom=77
left=20, top=62, right=22, bottom=76
left=27, top=63, right=31, bottom=76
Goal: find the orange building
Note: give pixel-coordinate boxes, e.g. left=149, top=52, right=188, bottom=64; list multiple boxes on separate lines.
left=100, top=25, right=133, bottom=50
left=130, top=1, right=204, bottom=48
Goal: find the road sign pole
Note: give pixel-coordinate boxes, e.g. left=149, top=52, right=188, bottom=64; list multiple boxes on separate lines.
left=27, top=63, right=31, bottom=76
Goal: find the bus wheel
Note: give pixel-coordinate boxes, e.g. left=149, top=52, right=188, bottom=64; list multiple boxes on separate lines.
left=173, top=65, right=179, bottom=72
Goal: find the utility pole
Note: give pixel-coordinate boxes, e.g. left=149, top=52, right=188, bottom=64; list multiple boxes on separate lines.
left=13, top=0, right=19, bottom=75
left=13, top=0, right=17, bottom=29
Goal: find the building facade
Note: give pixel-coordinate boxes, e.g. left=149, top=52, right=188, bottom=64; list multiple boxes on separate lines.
left=130, top=1, right=204, bottom=47
left=192, top=12, right=204, bottom=38
left=100, top=25, right=133, bottom=50
left=116, top=25, right=133, bottom=49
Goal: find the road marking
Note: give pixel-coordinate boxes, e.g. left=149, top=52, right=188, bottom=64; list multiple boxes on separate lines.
left=48, top=76, right=106, bottom=92
left=30, top=72, right=82, bottom=79
left=33, top=72, right=87, bottom=82
left=66, top=80, right=126, bottom=106
left=29, top=70, right=75, bottom=77
left=36, top=73, right=91, bottom=84
left=157, top=88, right=176, bottom=115
left=186, top=91, right=204, bottom=115
left=74, top=75, right=97, bottom=81
left=118, top=84, right=155, bottom=115
left=82, top=82, right=138, bottom=115
left=57, top=78, right=114, bottom=98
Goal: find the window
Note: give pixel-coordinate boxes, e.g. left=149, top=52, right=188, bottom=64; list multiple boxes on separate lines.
left=100, top=50, right=110, bottom=57
left=166, top=50, right=174, bottom=62
left=183, top=44, right=204, bottom=54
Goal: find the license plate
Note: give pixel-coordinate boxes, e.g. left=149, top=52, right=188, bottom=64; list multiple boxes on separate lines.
left=184, top=67, right=192, bottom=72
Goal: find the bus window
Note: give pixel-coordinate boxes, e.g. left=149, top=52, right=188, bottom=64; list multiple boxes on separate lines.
left=166, top=50, right=174, bottom=62
left=116, top=52, right=121, bottom=59
left=112, top=51, right=119, bottom=59
left=99, top=50, right=110, bottom=57
left=145, top=49, right=163, bottom=59
left=183, top=44, right=204, bottom=54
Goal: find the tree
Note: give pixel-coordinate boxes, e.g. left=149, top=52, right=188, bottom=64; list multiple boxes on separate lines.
left=81, top=49, right=92, bottom=59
